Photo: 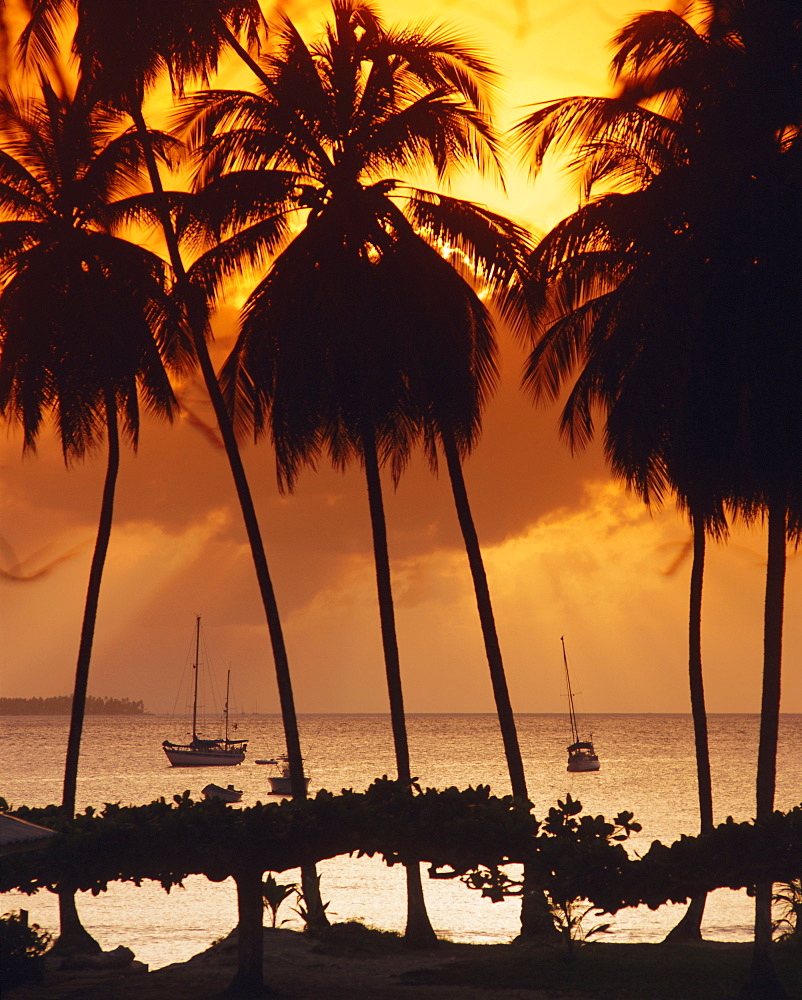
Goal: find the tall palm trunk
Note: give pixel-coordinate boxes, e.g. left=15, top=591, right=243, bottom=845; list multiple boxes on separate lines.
left=56, top=397, right=119, bottom=954
left=129, top=97, right=326, bottom=949
left=440, top=431, right=557, bottom=940
left=127, top=100, right=307, bottom=798
left=741, top=501, right=788, bottom=999
left=440, top=431, right=527, bottom=797
left=665, top=514, right=714, bottom=942
left=362, top=429, right=437, bottom=949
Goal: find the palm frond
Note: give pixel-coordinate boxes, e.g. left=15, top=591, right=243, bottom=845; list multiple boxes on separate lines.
left=18, top=0, right=74, bottom=74
left=0, top=78, right=183, bottom=459
left=187, top=211, right=293, bottom=304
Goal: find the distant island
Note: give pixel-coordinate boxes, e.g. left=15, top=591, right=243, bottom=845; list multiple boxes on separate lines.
left=0, top=696, right=146, bottom=716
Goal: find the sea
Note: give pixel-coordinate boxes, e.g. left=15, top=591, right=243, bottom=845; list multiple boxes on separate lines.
left=1, top=713, right=800, bottom=970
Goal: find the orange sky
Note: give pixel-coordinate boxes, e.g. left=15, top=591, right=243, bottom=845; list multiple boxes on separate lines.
left=1, top=0, right=801, bottom=718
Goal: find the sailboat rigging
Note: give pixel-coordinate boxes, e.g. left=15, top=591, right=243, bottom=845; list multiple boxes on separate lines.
left=162, top=616, right=248, bottom=767
left=561, top=636, right=600, bottom=773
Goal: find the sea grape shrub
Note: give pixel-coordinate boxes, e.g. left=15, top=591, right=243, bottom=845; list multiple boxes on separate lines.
left=458, top=793, right=641, bottom=949
left=357, top=778, right=536, bottom=873
left=627, top=806, right=802, bottom=913
left=2, top=787, right=800, bottom=917
left=0, top=911, right=52, bottom=989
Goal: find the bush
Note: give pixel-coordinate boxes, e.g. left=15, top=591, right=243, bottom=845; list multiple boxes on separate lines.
left=0, top=910, right=52, bottom=989
left=773, top=878, right=801, bottom=947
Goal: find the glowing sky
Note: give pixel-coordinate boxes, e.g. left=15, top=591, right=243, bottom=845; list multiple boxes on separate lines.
left=1, top=0, right=800, bottom=717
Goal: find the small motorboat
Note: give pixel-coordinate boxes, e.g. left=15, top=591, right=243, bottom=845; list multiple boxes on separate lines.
left=201, top=783, right=243, bottom=803
left=255, top=754, right=310, bottom=795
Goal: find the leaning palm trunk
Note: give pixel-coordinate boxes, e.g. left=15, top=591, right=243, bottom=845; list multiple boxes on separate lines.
left=741, top=502, right=788, bottom=999
left=363, top=430, right=437, bottom=949
left=440, top=431, right=527, bottom=797
left=127, top=98, right=327, bottom=945
left=665, top=514, right=714, bottom=942
left=56, top=398, right=119, bottom=953
left=440, top=430, right=556, bottom=941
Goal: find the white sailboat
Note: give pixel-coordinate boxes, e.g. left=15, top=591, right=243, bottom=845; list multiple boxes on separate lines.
left=561, top=636, right=600, bottom=773
left=162, top=616, right=248, bottom=767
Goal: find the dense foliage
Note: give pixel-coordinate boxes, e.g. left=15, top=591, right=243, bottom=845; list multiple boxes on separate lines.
left=0, top=911, right=52, bottom=990
left=3, top=783, right=801, bottom=917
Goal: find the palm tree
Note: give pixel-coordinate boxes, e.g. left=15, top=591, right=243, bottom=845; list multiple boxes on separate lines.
left=596, top=10, right=802, bottom=988
left=18, top=4, right=336, bottom=983
left=516, top=2, right=802, bottom=989
left=18, top=0, right=321, bottom=878
left=182, top=0, right=537, bottom=947
left=0, top=80, right=187, bottom=949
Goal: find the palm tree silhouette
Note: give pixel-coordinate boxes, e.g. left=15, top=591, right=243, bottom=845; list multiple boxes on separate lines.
left=0, top=80, right=187, bottom=950
left=517, top=92, right=726, bottom=940
left=516, top=2, right=802, bottom=992
left=184, top=0, right=537, bottom=947
left=19, top=2, right=331, bottom=978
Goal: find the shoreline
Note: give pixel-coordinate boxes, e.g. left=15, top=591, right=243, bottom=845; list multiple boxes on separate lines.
left=7, top=926, right=801, bottom=1000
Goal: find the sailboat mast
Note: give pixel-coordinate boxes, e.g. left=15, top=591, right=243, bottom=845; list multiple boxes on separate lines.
left=192, top=615, right=201, bottom=741
left=561, top=635, right=580, bottom=745
left=224, top=669, right=231, bottom=743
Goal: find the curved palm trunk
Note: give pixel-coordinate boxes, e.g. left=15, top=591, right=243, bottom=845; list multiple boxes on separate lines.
left=665, top=514, right=713, bottom=942
left=56, top=398, right=119, bottom=954
left=440, top=431, right=527, bottom=798
left=127, top=101, right=307, bottom=802
left=128, top=98, right=326, bottom=950
left=362, top=430, right=437, bottom=949
left=741, top=502, right=788, bottom=1000
left=440, top=432, right=556, bottom=941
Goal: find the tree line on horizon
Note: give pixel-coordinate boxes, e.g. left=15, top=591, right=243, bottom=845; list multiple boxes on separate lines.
left=0, top=1, right=800, bottom=996
left=0, top=696, right=146, bottom=715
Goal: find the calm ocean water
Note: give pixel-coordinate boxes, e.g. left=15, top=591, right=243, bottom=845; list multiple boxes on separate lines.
left=2, top=713, right=800, bottom=970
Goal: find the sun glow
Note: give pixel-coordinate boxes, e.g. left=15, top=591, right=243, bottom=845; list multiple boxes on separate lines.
left=2, top=0, right=800, bottom=717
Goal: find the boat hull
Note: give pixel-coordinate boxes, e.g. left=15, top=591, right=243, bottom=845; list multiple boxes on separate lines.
left=163, top=744, right=246, bottom=767
left=567, top=754, right=600, bottom=773
left=267, top=776, right=311, bottom=796
left=202, top=783, right=243, bottom=802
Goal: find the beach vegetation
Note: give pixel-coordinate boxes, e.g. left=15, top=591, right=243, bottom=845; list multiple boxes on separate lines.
left=458, top=793, right=636, bottom=957
left=292, top=869, right=330, bottom=935
left=261, top=874, right=298, bottom=930
left=773, top=879, right=802, bottom=948
left=0, top=910, right=52, bottom=990
left=313, top=920, right=405, bottom=956
left=2, top=785, right=801, bottom=976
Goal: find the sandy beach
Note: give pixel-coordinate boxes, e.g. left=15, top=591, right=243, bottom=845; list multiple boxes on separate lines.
left=6, top=926, right=802, bottom=1000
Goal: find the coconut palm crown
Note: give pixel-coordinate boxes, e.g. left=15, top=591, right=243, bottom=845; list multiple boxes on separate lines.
left=0, top=80, right=188, bottom=457
left=180, top=0, right=532, bottom=488
left=21, top=0, right=266, bottom=107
